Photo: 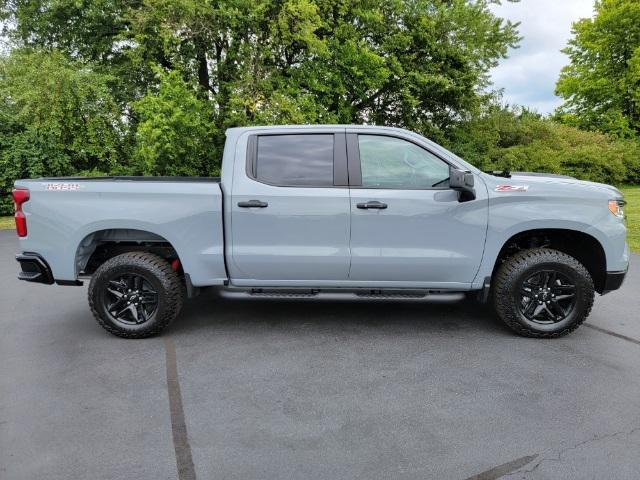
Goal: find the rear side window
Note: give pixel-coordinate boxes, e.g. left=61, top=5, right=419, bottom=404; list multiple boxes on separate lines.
left=255, top=134, right=334, bottom=186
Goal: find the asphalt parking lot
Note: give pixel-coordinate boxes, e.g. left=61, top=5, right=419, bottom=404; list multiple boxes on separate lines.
left=1, top=229, right=640, bottom=480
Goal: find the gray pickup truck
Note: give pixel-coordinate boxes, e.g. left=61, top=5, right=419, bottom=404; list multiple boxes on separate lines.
left=12, top=125, right=628, bottom=338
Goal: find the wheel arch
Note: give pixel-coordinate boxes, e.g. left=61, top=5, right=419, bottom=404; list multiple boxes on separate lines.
left=492, top=228, right=607, bottom=293
left=75, top=228, right=182, bottom=277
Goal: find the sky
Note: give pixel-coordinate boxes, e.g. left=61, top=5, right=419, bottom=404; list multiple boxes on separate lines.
left=489, top=0, right=596, bottom=114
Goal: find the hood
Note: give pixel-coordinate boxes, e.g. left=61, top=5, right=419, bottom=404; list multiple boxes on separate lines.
left=497, top=172, right=623, bottom=198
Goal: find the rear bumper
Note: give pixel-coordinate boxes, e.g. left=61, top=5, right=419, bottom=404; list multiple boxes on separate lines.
left=16, top=252, right=82, bottom=287
left=16, top=253, right=54, bottom=284
left=16, top=253, right=83, bottom=286
left=602, top=269, right=627, bottom=294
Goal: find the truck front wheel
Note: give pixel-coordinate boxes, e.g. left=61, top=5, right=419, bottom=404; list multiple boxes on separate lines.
left=88, top=252, right=184, bottom=338
left=493, top=248, right=594, bottom=338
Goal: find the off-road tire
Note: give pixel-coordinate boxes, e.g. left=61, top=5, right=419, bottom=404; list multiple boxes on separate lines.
left=493, top=248, right=594, bottom=338
left=88, top=252, right=184, bottom=338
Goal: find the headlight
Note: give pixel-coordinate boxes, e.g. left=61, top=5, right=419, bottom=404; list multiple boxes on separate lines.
left=608, top=199, right=625, bottom=218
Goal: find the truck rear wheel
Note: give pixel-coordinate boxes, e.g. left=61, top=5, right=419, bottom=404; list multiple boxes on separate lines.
left=493, top=248, right=594, bottom=338
left=88, top=252, right=184, bottom=338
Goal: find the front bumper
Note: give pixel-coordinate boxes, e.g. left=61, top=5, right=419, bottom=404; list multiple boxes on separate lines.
left=16, top=253, right=54, bottom=285
left=602, top=269, right=627, bottom=294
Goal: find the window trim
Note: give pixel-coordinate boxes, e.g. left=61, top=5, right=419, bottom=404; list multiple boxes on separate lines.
left=245, top=133, right=348, bottom=188
left=346, top=133, right=454, bottom=190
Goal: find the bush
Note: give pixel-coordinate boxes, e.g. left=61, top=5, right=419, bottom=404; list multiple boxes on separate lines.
left=447, top=106, right=640, bottom=185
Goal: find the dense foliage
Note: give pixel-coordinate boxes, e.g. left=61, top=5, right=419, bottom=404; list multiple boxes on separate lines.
left=3, top=0, right=520, bottom=136
left=448, top=106, right=640, bottom=185
left=132, top=69, right=218, bottom=176
left=0, top=50, right=125, bottom=212
left=555, top=0, right=640, bottom=138
left=1, top=0, right=639, bottom=216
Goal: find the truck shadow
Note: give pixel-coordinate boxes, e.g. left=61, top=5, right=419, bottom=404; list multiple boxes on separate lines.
left=169, top=290, right=512, bottom=338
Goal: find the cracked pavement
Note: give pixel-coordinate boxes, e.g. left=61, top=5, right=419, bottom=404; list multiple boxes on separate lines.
left=1, top=229, right=640, bottom=480
left=503, top=426, right=640, bottom=479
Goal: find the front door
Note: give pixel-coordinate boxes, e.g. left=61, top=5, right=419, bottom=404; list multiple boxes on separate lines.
left=230, top=130, right=351, bottom=285
left=347, top=132, right=488, bottom=287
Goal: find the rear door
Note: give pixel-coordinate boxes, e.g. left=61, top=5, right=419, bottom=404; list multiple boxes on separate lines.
left=229, top=129, right=351, bottom=285
left=347, top=131, right=488, bottom=287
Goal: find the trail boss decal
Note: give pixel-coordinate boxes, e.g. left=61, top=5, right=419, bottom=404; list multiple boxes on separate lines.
left=44, top=183, right=82, bottom=191
left=495, top=184, right=529, bottom=192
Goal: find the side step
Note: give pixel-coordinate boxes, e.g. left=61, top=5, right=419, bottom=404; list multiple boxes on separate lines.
left=217, top=288, right=466, bottom=302
left=248, top=290, right=320, bottom=299
left=355, top=290, right=426, bottom=299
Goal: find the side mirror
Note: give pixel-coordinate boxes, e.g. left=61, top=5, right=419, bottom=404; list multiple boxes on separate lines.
left=449, top=167, right=476, bottom=202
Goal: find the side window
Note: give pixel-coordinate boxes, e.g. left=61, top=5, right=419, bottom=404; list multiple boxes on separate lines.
left=255, top=134, right=334, bottom=186
left=358, top=135, right=450, bottom=189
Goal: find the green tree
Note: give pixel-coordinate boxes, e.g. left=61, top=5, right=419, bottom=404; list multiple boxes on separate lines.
left=2, top=0, right=521, bottom=146
left=555, top=0, right=640, bottom=138
left=0, top=49, right=125, bottom=214
left=133, top=69, right=218, bottom=176
left=128, top=0, right=520, bottom=143
left=0, top=0, right=145, bottom=107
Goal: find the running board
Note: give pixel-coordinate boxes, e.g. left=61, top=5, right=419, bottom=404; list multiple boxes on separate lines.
left=217, top=288, right=466, bottom=302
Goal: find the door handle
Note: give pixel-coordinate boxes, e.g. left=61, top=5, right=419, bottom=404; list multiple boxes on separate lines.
left=357, top=201, right=388, bottom=209
left=238, top=200, right=268, bottom=208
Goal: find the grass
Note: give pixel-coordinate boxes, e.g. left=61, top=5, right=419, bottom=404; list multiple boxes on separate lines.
left=0, top=186, right=638, bottom=252
left=620, top=186, right=640, bottom=254
left=0, top=216, right=14, bottom=230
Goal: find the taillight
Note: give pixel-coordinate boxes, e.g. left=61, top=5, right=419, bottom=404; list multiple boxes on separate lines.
left=12, top=188, right=30, bottom=237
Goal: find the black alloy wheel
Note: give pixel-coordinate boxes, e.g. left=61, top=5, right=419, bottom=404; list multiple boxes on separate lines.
left=518, top=270, right=577, bottom=324
left=104, top=273, right=159, bottom=326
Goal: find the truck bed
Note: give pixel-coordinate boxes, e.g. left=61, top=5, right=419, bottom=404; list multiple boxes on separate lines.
left=14, top=177, right=227, bottom=286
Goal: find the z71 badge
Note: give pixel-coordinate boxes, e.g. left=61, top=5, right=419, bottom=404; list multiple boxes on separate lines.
left=495, top=184, right=529, bottom=192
